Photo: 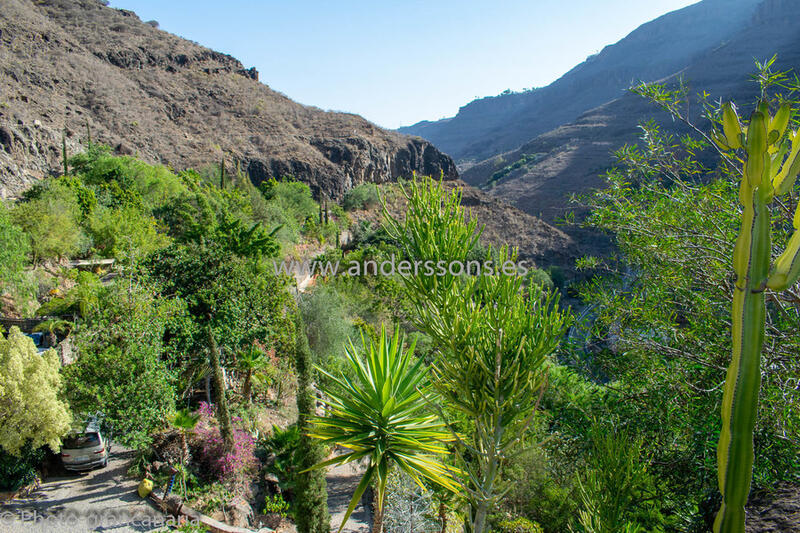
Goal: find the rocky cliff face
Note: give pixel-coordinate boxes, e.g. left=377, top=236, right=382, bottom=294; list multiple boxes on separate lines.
left=0, top=0, right=457, bottom=199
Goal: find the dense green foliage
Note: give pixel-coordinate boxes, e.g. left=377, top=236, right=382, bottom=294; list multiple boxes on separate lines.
left=0, top=202, right=34, bottom=310
left=383, top=179, right=571, bottom=533
left=3, top=62, right=799, bottom=533
left=63, top=284, right=177, bottom=448
left=570, top=85, right=800, bottom=530
left=0, top=445, right=47, bottom=491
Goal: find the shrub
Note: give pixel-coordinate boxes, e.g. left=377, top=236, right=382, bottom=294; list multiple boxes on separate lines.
left=259, top=424, right=301, bottom=495
left=341, top=183, right=379, bottom=211
left=87, top=206, right=170, bottom=261
left=12, top=181, right=89, bottom=261
left=193, top=403, right=259, bottom=487
left=0, top=445, right=46, bottom=491
left=0, top=328, right=72, bottom=456
left=260, top=179, right=317, bottom=223
left=527, top=268, right=554, bottom=292
left=545, top=265, right=566, bottom=290
left=494, top=516, right=544, bottom=533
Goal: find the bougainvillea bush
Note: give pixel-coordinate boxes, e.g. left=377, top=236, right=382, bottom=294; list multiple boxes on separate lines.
left=192, top=402, right=259, bottom=491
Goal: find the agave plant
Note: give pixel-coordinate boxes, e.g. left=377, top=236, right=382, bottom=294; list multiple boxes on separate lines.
left=307, top=325, right=459, bottom=533
left=711, top=100, right=800, bottom=533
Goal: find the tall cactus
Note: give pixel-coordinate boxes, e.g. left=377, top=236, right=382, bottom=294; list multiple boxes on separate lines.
left=712, top=101, right=800, bottom=533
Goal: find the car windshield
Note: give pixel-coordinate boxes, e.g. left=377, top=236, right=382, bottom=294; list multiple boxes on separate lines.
left=63, top=432, right=100, bottom=449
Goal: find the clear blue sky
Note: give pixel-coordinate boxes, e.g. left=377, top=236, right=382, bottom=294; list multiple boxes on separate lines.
left=109, top=0, right=699, bottom=129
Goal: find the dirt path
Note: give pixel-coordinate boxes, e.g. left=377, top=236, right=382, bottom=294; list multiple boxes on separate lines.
left=0, top=448, right=167, bottom=533
left=326, top=460, right=371, bottom=533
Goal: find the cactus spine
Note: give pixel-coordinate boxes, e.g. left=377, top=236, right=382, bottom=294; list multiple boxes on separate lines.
left=715, top=101, right=800, bottom=533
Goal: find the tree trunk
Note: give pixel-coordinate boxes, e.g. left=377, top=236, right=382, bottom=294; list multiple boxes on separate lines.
left=181, top=432, right=189, bottom=466
left=205, top=374, right=212, bottom=404
left=207, top=325, right=234, bottom=451
left=243, top=369, right=252, bottom=403
left=372, top=495, right=384, bottom=533
left=438, top=501, right=448, bottom=533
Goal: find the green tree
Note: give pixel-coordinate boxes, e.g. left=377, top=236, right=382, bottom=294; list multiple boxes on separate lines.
left=382, top=179, right=571, bottom=533
left=11, top=181, right=88, bottom=261
left=63, top=283, right=177, bottom=448
left=578, top=67, right=800, bottom=529
left=169, top=408, right=201, bottom=498
left=87, top=206, right=170, bottom=261
left=0, top=327, right=72, bottom=455
left=293, top=314, right=329, bottom=533
left=236, top=345, right=268, bottom=404
left=145, top=239, right=294, bottom=450
left=308, top=326, right=459, bottom=533
left=0, top=202, right=33, bottom=310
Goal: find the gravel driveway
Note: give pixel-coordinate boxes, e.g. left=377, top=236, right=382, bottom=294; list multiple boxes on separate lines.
left=0, top=448, right=170, bottom=533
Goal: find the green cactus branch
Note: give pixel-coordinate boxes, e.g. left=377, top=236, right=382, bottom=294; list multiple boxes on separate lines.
left=713, top=101, right=800, bottom=533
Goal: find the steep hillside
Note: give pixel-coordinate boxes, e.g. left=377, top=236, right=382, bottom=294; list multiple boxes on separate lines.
left=461, top=0, right=800, bottom=231
left=0, top=0, right=579, bottom=270
left=399, top=0, right=760, bottom=164
left=0, top=0, right=457, bottom=199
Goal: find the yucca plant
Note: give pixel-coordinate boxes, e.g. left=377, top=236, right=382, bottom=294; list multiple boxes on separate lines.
left=711, top=99, right=800, bottom=533
left=307, top=325, right=459, bottom=533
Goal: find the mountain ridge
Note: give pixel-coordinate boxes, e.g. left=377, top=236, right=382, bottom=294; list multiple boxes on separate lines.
left=399, top=0, right=761, bottom=165
left=460, top=0, right=800, bottom=230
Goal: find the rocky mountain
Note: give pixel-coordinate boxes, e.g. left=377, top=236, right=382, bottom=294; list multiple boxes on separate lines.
left=399, top=0, right=762, bottom=165
left=0, top=0, right=578, bottom=271
left=460, top=0, right=800, bottom=230
left=0, top=0, right=457, bottom=200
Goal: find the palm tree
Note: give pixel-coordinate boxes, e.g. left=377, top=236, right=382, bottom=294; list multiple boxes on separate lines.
left=237, top=345, right=267, bottom=403
left=170, top=409, right=200, bottom=465
left=307, top=325, right=459, bottom=533
left=169, top=408, right=201, bottom=499
left=33, top=318, right=73, bottom=348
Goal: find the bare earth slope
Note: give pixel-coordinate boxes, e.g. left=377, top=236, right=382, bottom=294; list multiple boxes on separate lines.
left=0, top=0, right=457, bottom=199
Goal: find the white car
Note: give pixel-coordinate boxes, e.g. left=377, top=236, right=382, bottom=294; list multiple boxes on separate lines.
left=60, top=430, right=109, bottom=471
